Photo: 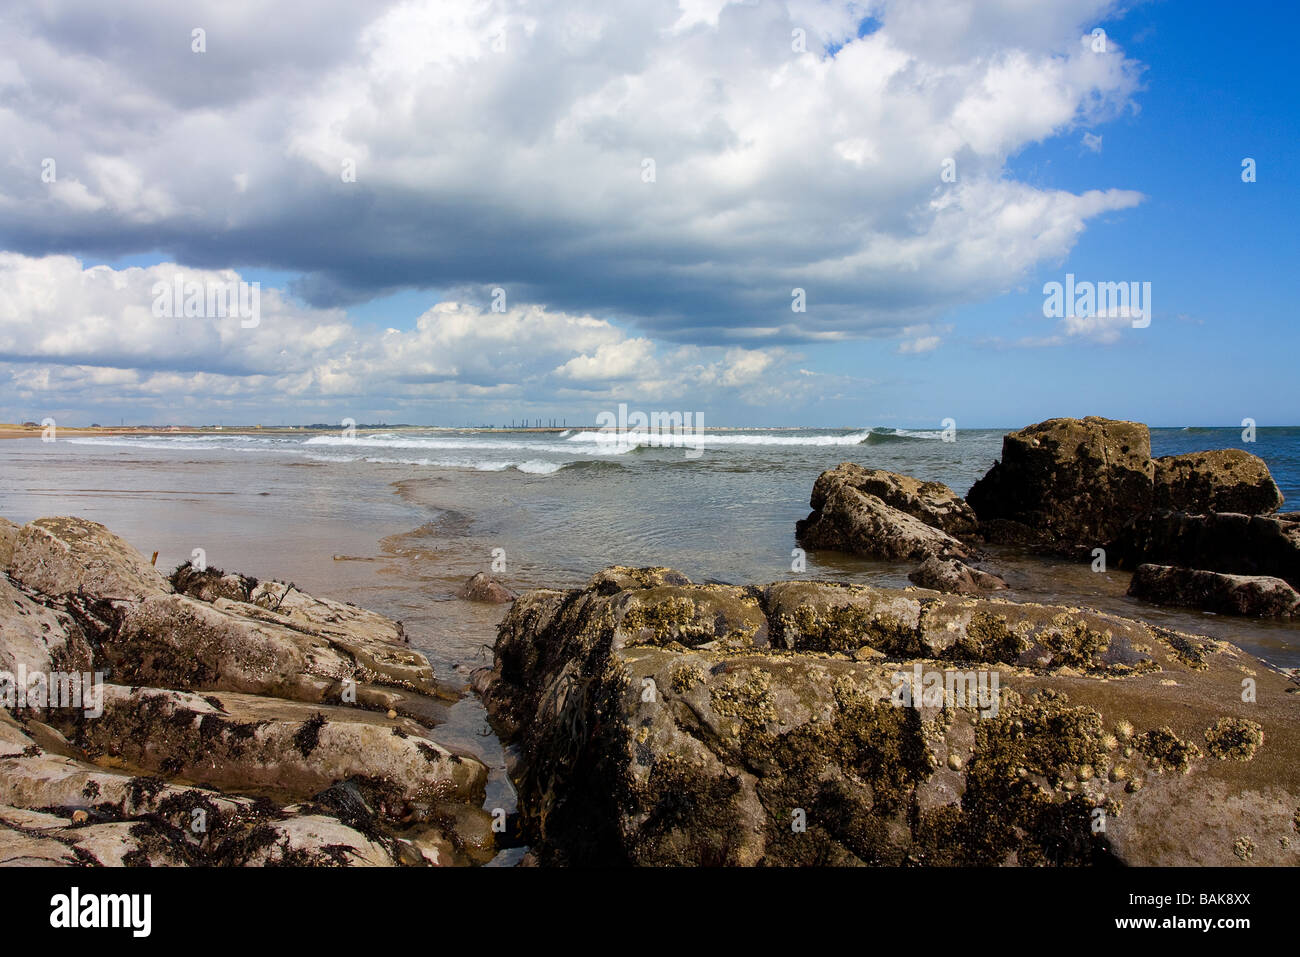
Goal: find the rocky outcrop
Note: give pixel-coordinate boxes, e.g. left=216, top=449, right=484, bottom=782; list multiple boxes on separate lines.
left=963, top=420, right=1297, bottom=617
left=249, top=578, right=409, bottom=647
left=58, top=685, right=486, bottom=809
left=796, top=465, right=974, bottom=561
left=478, top=567, right=1300, bottom=866
left=966, top=417, right=1154, bottom=552
left=0, top=710, right=401, bottom=866
left=808, top=464, right=978, bottom=537
left=458, top=572, right=517, bottom=604
left=0, top=518, right=17, bottom=572
left=0, top=516, right=495, bottom=867
left=0, top=576, right=93, bottom=677
left=1111, top=511, right=1300, bottom=589
left=1153, top=449, right=1283, bottom=515
left=173, top=564, right=409, bottom=646
left=9, top=517, right=171, bottom=601
left=908, top=557, right=1008, bottom=596
left=170, top=563, right=256, bottom=604
left=1128, top=564, right=1300, bottom=618
left=105, top=573, right=447, bottom=721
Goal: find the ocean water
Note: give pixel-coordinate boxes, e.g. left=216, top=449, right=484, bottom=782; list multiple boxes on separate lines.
left=2, top=425, right=1298, bottom=680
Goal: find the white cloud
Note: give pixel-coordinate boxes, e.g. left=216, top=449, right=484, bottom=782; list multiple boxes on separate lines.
left=0, top=0, right=1145, bottom=345
left=898, top=335, right=940, bottom=354
left=1017, top=310, right=1134, bottom=347
left=555, top=339, right=657, bottom=381
left=0, top=253, right=802, bottom=417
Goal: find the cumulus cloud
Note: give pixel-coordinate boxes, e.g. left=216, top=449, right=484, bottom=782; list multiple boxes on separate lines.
left=0, top=253, right=801, bottom=419
left=555, top=339, right=658, bottom=383
left=1, top=0, right=1142, bottom=343
left=0, top=0, right=1151, bottom=419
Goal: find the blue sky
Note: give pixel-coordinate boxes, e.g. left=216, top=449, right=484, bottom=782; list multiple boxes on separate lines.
left=1, top=0, right=1295, bottom=427
left=804, top=0, right=1300, bottom=428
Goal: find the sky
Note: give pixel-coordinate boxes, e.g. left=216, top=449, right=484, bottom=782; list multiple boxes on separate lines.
left=0, top=0, right=1295, bottom=428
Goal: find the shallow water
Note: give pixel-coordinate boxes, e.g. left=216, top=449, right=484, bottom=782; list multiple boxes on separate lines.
left=3, top=425, right=1298, bottom=665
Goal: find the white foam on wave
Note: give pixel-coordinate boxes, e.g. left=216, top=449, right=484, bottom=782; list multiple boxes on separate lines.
left=65, top=435, right=277, bottom=451
left=891, top=429, right=945, bottom=440
left=301, top=434, right=632, bottom=455
left=516, top=459, right=564, bottom=474
left=356, top=455, right=512, bottom=470
left=565, top=429, right=872, bottom=447
left=304, top=451, right=568, bottom=474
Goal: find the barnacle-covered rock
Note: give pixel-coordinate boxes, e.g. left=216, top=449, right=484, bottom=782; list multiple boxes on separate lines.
left=478, top=567, right=1300, bottom=866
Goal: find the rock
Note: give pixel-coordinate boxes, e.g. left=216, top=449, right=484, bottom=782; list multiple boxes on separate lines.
left=404, top=825, right=458, bottom=866
left=796, top=477, right=974, bottom=562
left=171, top=563, right=255, bottom=603
left=56, top=685, right=487, bottom=810
left=763, top=580, right=1163, bottom=669
left=0, top=518, right=18, bottom=572
left=307, top=777, right=495, bottom=866
left=908, top=556, right=1008, bottom=596
left=107, top=591, right=442, bottom=718
left=248, top=579, right=408, bottom=646
left=589, top=566, right=692, bottom=594
left=400, top=804, right=499, bottom=866
left=0, top=576, right=94, bottom=679
left=0, top=806, right=155, bottom=867
left=458, top=573, right=517, bottom=604
left=479, top=568, right=1300, bottom=866
left=0, top=712, right=403, bottom=865
left=240, top=815, right=396, bottom=867
left=1111, top=511, right=1300, bottom=589
left=175, top=564, right=412, bottom=650
left=8, top=517, right=171, bottom=602
left=429, top=801, right=499, bottom=865
left=1128, top=564, right=1300, bottom=618
left=614, top=578, right=769, bottom=651
left=966, top=417, right=1154, bottom=552
left=0, top=520, right=499, bottom=868
left=808, top=464, right=978, bottom=537
left=1153, top=449, right=1283, bottom=515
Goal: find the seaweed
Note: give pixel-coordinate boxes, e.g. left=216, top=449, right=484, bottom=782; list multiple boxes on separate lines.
left=292, top=712, right=327, bottom=757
